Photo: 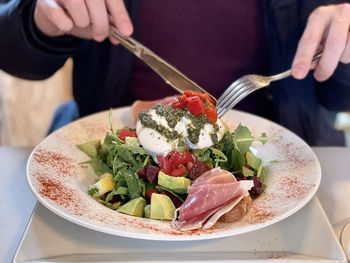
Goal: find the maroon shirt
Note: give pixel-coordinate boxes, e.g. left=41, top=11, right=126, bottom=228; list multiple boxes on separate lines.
left=129, top=1, right=271, bottom=115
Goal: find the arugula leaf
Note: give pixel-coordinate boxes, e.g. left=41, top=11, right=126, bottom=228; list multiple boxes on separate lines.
left=242, top=166, right=255, bottom=177
left=155, top=185, right=185, bottom=203
left=109, top=109, right=116, bottom=135
left=209, top=147, right=228, bottom=167
left=228, top=147, right=245, bottom=172
left=192, top=148, right=212, bottom=163
left=123, top=171, right=145, bottom=199
left=87, top=157, right=112, bottom=175
left=77, top=140, right=101, bottom=158
left=246, top=151, right=262, bottom=171
left=233, top=124, right=253, bottom=154
left=88, top=187, right=99, bottom=196
left=105, top=187, right=129, bottom=203
left=259, top=132, right=269, bottom=145
left=115, top=144, right=147, bottom=155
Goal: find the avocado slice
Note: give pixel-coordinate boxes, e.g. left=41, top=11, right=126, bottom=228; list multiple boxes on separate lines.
left=77, top=140, right=101, bottom=157
left=88, top=173, right=115, bottom=197
left=144, top=204, right=151, bottom=218
left=117, top=197, right=146, bottom=217
left=157, top=171, right=191, bottom=194
left=246, top=151, right=262, bottom=171
left=124, top=137, right=140, bottom=147
left=150, top=193, right=176, bottom=220
left=242, top=166, right=255, bottom=177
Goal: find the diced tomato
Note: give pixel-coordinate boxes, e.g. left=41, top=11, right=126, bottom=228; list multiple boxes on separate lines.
left=171, top=94, right=189, bottom=109
left=171, top=90, right=217, bottom=122
left=118, top=129, right=137, bottom=141
left=184, top=91, right=198, bottom=97
left=168, top=150, right=194, bottom=168
left=146, top=189, right=158, bottom=199
left=157, top=155, right=172, bottom=174
left=184, top=91, right=216, bottom=106
left=172, top=102, right=183, bottom=109
left=186, top=96, right=205, bottom=116
left=157, top=150, right=194, bottom=177
left=205, top=106, right=218, bottom=122
left=169, top=164, right=187, bottom=177
left=201, top=93, right=216, bottom=106
left=186, top=161, right=194, bottom=170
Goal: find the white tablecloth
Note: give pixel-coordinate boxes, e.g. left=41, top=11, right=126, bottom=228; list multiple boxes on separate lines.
left=1, top=146, right=349, bottom=262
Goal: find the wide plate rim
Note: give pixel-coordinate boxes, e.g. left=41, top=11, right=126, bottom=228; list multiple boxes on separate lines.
left=26, top=107, right=322, bottom=241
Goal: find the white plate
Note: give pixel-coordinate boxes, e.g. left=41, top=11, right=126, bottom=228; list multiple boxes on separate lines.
left=27, top=108, right=321, bottom=241
left=14, top=199, right=348, bottom=262
left=340, top=221, right=350, bottom=261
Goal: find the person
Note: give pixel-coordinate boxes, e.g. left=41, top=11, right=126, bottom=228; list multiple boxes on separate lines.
left=0, top=0, right=350, bottom=145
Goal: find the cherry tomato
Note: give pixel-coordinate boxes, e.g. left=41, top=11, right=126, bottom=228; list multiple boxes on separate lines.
left=205, top=106, right=218, bottom=122
left=157, top=150, right=194, bottom=177
left=157, top=155, right=172, bottom=174
left=169, top=164, right=187, bottom=177
left=118, top=129, right=137, bottom=141
left=171, top=91, right=218, bottom=122
left=186, top=96, right=205, bottom=116
left=168, top=150, right=194, bottom=168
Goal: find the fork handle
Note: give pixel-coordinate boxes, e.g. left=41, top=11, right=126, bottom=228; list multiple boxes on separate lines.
left=270, top=51, right=323, bottom=82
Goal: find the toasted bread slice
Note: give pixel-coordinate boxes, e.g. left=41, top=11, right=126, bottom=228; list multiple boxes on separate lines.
left=219, top=195, right=252, bottom=223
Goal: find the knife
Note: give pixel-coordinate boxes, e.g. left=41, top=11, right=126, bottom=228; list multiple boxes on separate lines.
left=110, top=26, right=216, bottom=103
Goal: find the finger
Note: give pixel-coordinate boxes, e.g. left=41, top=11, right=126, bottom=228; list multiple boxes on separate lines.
left=69, top=26, right=93, bottom=39
left=85, top=0, right=109, bottom=41
left=37, top=0, right=74, bottom=33
left=109, top=35, right=120, bottom=45
left=314, top=4, right=350, bottom=81
left=340, top=32, right=350, bottom=63
left=292, top=6, right=332, bottom=79
left=106, top=0, right=133, bottom=36
left=60, top=0, right=90, bottom=28
left=108, top=15, right=120, bottom=45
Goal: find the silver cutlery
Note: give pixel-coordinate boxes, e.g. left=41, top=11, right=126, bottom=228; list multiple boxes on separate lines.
left=110, top=27, right=216, bottom=103
left=216, top=52, right=322, bottom=118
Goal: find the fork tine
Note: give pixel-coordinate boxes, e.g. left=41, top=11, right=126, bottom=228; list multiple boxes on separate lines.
left=217, top=81, right=251, bottom=112
left=216, top=78, right=248, bottom=108
left=228, top=85, right=258, bottom=108
left=216, top=83, right=248, bottom=116
left=217, top=86, right=247, bottom=117
left=217, top=107, right=227, bottom=118
left=218, top=84, right=257, bottom=117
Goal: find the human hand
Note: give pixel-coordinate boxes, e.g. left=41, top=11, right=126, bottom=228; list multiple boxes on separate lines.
left=34, top=0, right=133, bottom=44
left=292, top=3, right=350, bottom=81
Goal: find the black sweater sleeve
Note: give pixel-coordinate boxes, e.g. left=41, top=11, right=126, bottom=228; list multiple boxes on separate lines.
left=316, top=63, right=350, bottom=112
left=0, top=0, right=88, bottom=80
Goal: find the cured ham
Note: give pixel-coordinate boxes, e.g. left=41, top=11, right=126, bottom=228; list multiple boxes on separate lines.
left=173, top=168, right=253, bottom=230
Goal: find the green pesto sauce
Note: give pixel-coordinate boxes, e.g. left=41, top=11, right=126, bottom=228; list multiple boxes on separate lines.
left=139, top=104, right=219, bottom=145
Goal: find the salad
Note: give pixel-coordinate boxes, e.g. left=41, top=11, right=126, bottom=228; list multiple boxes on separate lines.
left=78, top=91, right=269, bottom=230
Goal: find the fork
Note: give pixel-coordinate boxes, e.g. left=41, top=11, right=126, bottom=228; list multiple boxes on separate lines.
left=216, top=52, right=322, bottom=118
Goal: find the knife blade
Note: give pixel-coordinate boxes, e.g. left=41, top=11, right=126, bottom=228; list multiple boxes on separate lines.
left=110, top=26, right=216, bottom=103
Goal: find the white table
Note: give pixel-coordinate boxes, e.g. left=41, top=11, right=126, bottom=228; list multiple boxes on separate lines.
left=1, top=147, right=349, bottom=262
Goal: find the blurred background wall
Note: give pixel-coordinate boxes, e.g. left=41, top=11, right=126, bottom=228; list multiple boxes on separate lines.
left=0, top=59, right=73, bottom=146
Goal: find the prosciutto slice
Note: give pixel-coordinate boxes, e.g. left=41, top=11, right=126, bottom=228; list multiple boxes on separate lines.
left=173, top=168, right=253, bottom=230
